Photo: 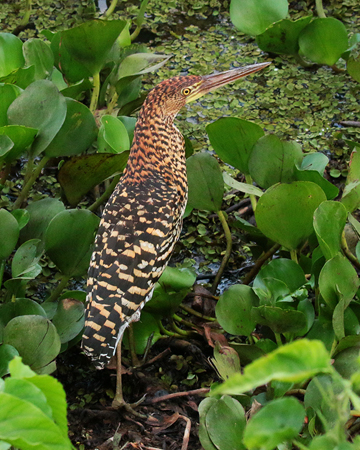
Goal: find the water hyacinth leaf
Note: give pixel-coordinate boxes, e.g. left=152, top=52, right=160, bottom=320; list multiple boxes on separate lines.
left=313, top=201, right=347, bottom=260
left=255, top=181, right=326, bottom=250
left=60, top=79, right=93, bottom=100
left=0, top=344, right=19, bottom=377
left=346, top=149, right=360, bottom=186
left=186, top=152, right=224, bottom=212
left=58, top=152, right=129, bottom=206
left=210, top=339, right=331, bottom=396
left=223, top=172, right=263, bottom=197
left=19, top=198, right=65, bottom=245
left=0, top=125, right=38, bottom=163
left=0, top=33, right=24, bottom=77
left=61, top=19, right=126, bottom=76
left=230, top=0, right=288, bottom=36
left=0, top=135, right=13, bottom=159
left=117, top=53, right=172, bottom=80
left=3, top=315, right=61, bottom=373
left=256, top=16, right=313, bottom=55
left=44, top=98, right=97, bottom=157
left=306, top=318, right=334, bottom=352
left=252, top=305, right=308, bottom=334
left=118, top=116, right=137, bottom=144
left=211, top=343, right=241, bottom=380
left=158, top=266, right=196, bottom=291
left=0, top=209, right=20, bottom=260
left=51, top=299, right=85, bottom=344
left=145, top=286, right=188, bottom=317
left=97, top=115, right=130, bottom=154
left=301, top=152, right=329, bottom=174
left=11, top=239, right=42, bottom=278
left=254, top=258, right=306, bottom=294
left=341, top=180, right=360, bottom=212
left=7, top=80, right=67, bottom=157
left=248, top=135, right=303, bottom=189
left=45, top=209, right=99, bottom=277
left=299, top=18, right=349, bottom=66
left=123, top=311, right=161, bottom=355
left=22, top=39, right=54, bottom=80
left=319, top=254, right=359, bottom=311
left=206, top=117, right=264, bottom=174
left=334, top=346, right=360, bottom=379
left=0, top=65, right=35, bottom=89
left=216, top=284, right=258, bottom=336
left=198, top=398, right=218, bottom=450
left=347, top=56, right=360, bottom=83
left=0, top=84, right=22, bottom=127
left=294, top=165, right=339, bottom=200
left=244, top=397, right=305, bottom=450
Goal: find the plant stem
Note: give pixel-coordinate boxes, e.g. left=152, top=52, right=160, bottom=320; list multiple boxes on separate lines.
left=290, top=249, right=298, bottom=263
left=170, top=317, right=191, bottom=336
left=173, top=313, right=196, bottom=329
left=275, top=332, right=283, bottom=346
left=294, top=54, right=314, bottom=68
left=242, top=243, right=281, bottom=285
left=179, top=304, right=216, bottom=322
left=315, top=0, right=326, bottom=17
left=245, top=173, right=257, bottom=212
left=103, top=0, right=118, bottom=18
left=12, top=156, right=50, bottom=210
left=0, top=259, right=5, bottom=290
left=130, top=0, right=150, bottom=41
left=90, top=72, right=100, bottom=114
left=45, top=274, right=71, bottom=303
left=157, top=319, right=183, bottom=338
left=88, top=174, right=120, bottom=212
left=341, top=231, right=360, bottom=269
left=0, top=162, right=11, bottom=186
left=127, top=324, right=140, bottom=367
left=20, top=0, right=31, bottom=27
left=211, top=210, right=232, bottom=294
left=292, top=439, right=310, bottom=450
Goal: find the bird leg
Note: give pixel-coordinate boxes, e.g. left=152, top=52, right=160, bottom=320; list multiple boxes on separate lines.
left=112, top=337, right=146, bottom=418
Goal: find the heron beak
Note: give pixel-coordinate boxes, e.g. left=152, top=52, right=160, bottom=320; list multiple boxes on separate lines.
left=186, top=62, right=271, bottom=103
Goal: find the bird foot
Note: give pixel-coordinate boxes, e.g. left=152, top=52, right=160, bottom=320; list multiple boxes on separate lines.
left=111, top=394, right=147, bottom=419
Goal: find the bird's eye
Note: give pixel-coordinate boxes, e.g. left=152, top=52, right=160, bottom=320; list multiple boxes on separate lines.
left=182, top=88, right=192, bottom=96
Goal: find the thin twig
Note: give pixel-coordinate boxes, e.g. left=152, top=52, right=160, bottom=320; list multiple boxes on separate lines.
left=146, top=388, right=210, bottom=404
left=88, top=175, right=120, bottom=212
left=242, top=243, right=281, bottom=285
left=179, top=415, right=191, bottom=450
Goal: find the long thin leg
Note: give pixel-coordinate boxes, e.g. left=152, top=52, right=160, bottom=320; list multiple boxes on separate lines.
left=111, top=337, right=146, bottom=418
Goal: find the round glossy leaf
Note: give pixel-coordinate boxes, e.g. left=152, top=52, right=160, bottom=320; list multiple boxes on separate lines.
left=0, top=134, right=13, bottom=159
left=45, top=209, right=100, bottom=277
left=198, top=398, right=218, bottom=450
left=51, top=299, right=85, bottom=344
left=347, top=56, right=360, bottom=83
left=44, top=97, right=97, bottom=157
left=254, top=258, right=306, bottom=293
left=244, top=397, right=305, bottom=450
left=61, top=19, right=126, bottom=76
left=255, top=181, right=326, bottom=250
left=97, top=115, right=130, bottom=154
left=158, top=266, right=196, bottom=291
left=0, top=65, right=35, bottom=89
left=118, top=116, right=137, bottom=144
left=12, top=239, right=42, bottom=278
left=216, top=285, right=258, bottom=336
left=230, top=0, right=288, bottom=36
left=58, top=152, right=129, bottom=207
left=212, top=344, right=241, bottom=380
left=206, top=117, right=264, bottom=174
left=144, top=286, right=188, bottom=317
left=251, top=305, right=307, bottom=334
left=306, top=318, right=334, bottom=352
left=0, top=125, right=38, bottom=162
left=294, top=165, right=339, bottom=200
left=248, top=135, right=303, bottom=189
left=3, top=315, right=61, bottom=372
left=0, top=344, right=19, bottom=377
left=319, top=254, right=359, bottom=310
left=314, top=201, right=347, bottom=260
left=20, top=198, right=65, bottom=245
left=300, top=152, right=329, bottom=174
left=206, top=396, right=246, bottom=450
left=187, top=152, right=224, bottom=212
left=7, top=80, right=67, bottom=157
left=0, top=208, right=20, bottom=260
left=256, top=16, right=313, bottom=55
left=123, top=311, right=161, bottom=355
left=22, top=39, right=54, bottom=80
left=299, top=18, right=348, bottom=66
left=11, top=209, right=29, bottom=230
left=334, top=346, right=360, bottom=379
left=0, top=33, right=24, bottom=77
left=0, top=83, right=22, bottom=126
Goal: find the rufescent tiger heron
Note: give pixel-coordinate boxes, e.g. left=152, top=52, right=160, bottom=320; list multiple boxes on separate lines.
left=81, top=61, right=270, bottom=415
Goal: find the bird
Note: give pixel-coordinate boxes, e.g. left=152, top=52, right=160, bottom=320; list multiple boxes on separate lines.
left=81, top=61, right=270, bottom=414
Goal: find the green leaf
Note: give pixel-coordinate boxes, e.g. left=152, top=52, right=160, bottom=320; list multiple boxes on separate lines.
left=51, top=299, right=85, bottom=344
left=58, top=152, right=129, bottom=206
left=44, top=97, right=97, bottom=157
left=347, top=55, right=360, bottom=82
left=45, top=209, right=99, bottom=277
left=294, top=165, right=339, bottom=200
left=210, top=339, right=332, bottom=396
left=116, top=53, right=171, bottom=80
left=186, top=152, right=224, bottom=212
left=346, top=149, right=360, bottom=186
left=0, top=135, right=13, bottom=159
left=300, top=152, right=329, bottom=174
left=334, top=346, right=360, bottom=379
left=0, top=209, right=20, bottom=260
left=244, top=397, right=305, bottom=450
left=11, top=239, right=42, bottom=278
left=11, top=209, right=29, bottom=230
left=255, top=181, right=327, bottom=250
left=97, top=115, right=130, bottom=154
left=251, top=305, right=308, bottom=334
left=211, top=343, right=241, bottom=380
left=0, top=345, right=19, bottom=378
left=206, top=117, right=264, bottom=174
left=248, top=135, right=303, bottom=189
left=198, top=398, right=218, bottom=450
left=256, top=16, right=313, bottom=55
left=22, top=39, right=54, bottom=80
left=206, top=396, right=246, bottom=450
left=299, top=18, right=348, bottom=66
left=223, top=172, right=263, bottom=197
left=0, top=65, right=35, bottom=89
left=145, top=286, right=188, bottom=317
left=230, top=0, right=288, bottom=35
left=0, top=84, right=22, bottom=127
left=319, top=254, right=359, bottom=310
left=0, top=33, right=24, bottom=77
left=61, top=19, right=126, bottom=76
left=7, top=80, right=67, bottom=157
left=158, top=266, right=196, bottom=291
left=3, top=316, right=61, bottom=373
left=314, top=201, right=347, bottom=260
left=0, top=125, right=38, bottom=163
left=123, top=311, right=161, bottom=355
left=341, top=180, right=360, bottom=212
left=216, top=285, right=258, bottom=336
